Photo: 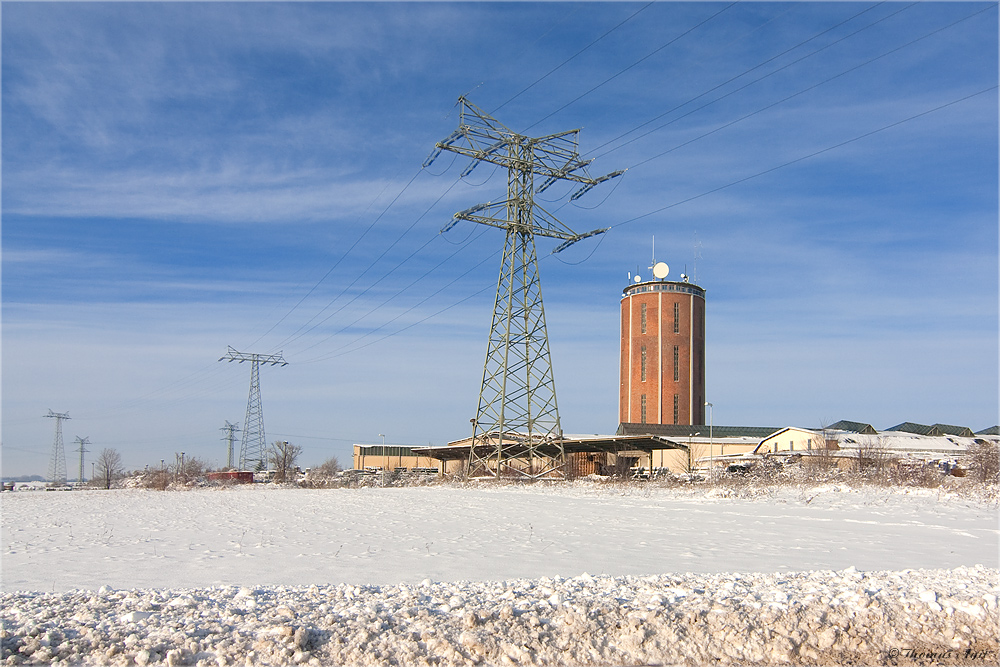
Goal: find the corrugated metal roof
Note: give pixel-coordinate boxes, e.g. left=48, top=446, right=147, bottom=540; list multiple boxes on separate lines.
left=836, top=432, right=971, bottom=454
left=885, top=422, right=943, bottom=437
left=975, top=426, right=999, bottom=436
left=932, top=423, right=975, bottom=437
left=827, top=420, right=877, bottom=435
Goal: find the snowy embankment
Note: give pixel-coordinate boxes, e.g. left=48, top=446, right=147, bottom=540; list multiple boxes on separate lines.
left=2, top=483, right=998, bottom=665
left=2, top=566, right=997, bottom=666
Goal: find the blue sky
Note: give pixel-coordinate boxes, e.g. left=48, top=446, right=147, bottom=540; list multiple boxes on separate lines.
left=3, top=1, right=997, bottom=478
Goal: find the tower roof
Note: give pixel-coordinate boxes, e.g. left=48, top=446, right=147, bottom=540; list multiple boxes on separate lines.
left=622, top=280, right=705, bottom=299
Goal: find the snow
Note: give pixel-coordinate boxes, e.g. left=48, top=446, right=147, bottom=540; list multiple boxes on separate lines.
left=2, top=482, right=998, bottom=665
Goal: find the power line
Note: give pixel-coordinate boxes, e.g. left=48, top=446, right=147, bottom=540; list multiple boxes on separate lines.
left=608, top=85, right=997, bottom=231
left=586, top=1, right=893, bottom=157
left=620, top=2, right=996, bottom=172
left=297, top=240, right=499, bottom=364
left=271, top=175, right=470, bottom=354
left=258, top=168, right=428, bottom=353
left=523, top=1, right=740, bottom=133
left=263, top=3, right=996, bottom=368
left=292, top=228, right=491, bottom=358
left=242, top=170, right=412, bottom=350
left=492, top=1, right=656, bottom=115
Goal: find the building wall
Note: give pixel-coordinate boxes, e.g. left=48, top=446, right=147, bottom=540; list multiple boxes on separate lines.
left=649, top=442, right=758, bottom=473
left=620, top=280, right=706, bottom=427
left=755, top=428, right=824, bottom=454
left=352, top=445, right=441, bottom=472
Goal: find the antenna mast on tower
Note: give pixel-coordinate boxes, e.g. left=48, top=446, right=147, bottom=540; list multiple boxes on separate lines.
left=219, top=347, right=287, bottom=471
left=427, top=97, right=623, bottom=479
left=693, top=234, right=702, bottom=284
left=44, top=410, right=70, bottom=485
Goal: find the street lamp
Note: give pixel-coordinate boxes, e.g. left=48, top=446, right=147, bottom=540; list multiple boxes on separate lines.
left=705, top=402, right=714, bottom=479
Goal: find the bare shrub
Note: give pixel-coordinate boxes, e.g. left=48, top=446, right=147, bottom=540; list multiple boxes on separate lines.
left=174, top=455, right=207, bottom=485
left=890, top=461, right=945, bottom=488
left=965, top=440, right=1000, bottom=483
left=144, top=467, right=171, bottom=490
left=301, top=456, right=344, bottom=488
left=316, top=456, right=341, bottom=476
left=854, top=437, right=896, bottom=483
left=803, top=438, right=839, bottom=481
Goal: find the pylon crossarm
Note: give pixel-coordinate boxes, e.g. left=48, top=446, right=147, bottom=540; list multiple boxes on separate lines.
left=537, top=161, right=594, bottom=194
left=551, top=227, right=610, bottom=254
left=220, top=347, right=287, bottom=366
left=450, top=201, right=580, bottom=241
left=528, top=205, right=584, bottom=240
left=458, top=96, right=514, bottom=135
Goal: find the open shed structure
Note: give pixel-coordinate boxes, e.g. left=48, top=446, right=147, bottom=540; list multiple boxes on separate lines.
left=412, top=434, right=689, bottom=478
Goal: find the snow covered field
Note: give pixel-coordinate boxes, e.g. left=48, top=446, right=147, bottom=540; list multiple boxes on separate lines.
left=2, top=482, right=998, bottom=665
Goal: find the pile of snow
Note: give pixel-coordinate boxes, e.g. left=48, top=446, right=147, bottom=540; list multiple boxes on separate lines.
left=2, top=483, right=998, bottom=664
left=2, top=567, right=997, bottom=665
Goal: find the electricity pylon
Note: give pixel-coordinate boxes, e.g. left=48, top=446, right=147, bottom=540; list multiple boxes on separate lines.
left=221, top=420, right=240, bottom=470
left=74, top=436, right=90, bottom=484
left=219, top=347, right=287, bottom=471
left=427, top=97, right=623, bottom=479
left=44, top=410, right=70, bottom=484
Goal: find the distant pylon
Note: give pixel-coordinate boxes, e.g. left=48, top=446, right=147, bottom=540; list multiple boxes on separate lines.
left=221, top=420, right=241, bottom=469
left=427, top=97, right=623, bottom=479
left=74, top=436, right=90, bottom=484
left=219, top=347, right=287, bottom=471
left=44, top=410, right=70, bottom=484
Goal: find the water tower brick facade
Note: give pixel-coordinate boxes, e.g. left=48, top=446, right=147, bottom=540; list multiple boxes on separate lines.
left=620, top=281, right=706, bottom=426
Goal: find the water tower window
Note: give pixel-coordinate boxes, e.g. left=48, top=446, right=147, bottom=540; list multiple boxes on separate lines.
left=673, top=346, right=680, bottom=381
left=673, top=394, right=679, bottom=424
left=640, top=303, right=647, bottom=334
left=640, top=395, right=647, bottom=424
left=673, top=302, right=679, bottom=334
left=640, top=346, right=647, bottom=382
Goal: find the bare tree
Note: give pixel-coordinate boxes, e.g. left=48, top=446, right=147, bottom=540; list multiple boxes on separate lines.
left=269, top=441, right=302, bottom=483
left=95, top=448, right=123, bottom=489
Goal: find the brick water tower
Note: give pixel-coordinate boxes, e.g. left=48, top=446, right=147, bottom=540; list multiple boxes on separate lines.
left=620, top=262, right=706, bottom=426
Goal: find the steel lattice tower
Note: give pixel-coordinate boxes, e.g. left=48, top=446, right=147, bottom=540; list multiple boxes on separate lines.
left=219, top=347, right=287, bottom=471
left=220, top=420, right=241, bottom=469
left=74, top=436, right=90, bottom=484
left=427, top=97, right=623, bottom=478
left=44, top=410, right=70, bottom=484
